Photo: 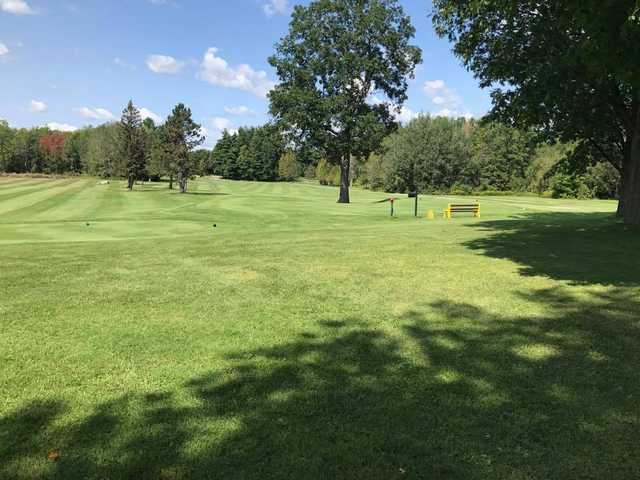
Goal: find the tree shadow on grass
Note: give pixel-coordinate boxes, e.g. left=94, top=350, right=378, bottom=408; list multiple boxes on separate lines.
left=463, top=212, right=640, bottom=285
left=2, top=290, right=639, bottom=479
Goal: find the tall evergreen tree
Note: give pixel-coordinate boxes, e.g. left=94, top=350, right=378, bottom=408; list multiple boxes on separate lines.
left=119, top=100, right=146, bottom=190
left=161, top=104, right=204, bottom=193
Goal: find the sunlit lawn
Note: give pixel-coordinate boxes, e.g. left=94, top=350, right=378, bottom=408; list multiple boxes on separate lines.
left=1, top=176, right=638, bottom=479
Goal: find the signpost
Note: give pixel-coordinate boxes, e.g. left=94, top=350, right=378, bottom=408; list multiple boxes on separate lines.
left=408, top=191, right=418, bottom=217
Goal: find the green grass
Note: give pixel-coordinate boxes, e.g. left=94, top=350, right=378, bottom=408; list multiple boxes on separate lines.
left=1, top=176, right=638, bottom=479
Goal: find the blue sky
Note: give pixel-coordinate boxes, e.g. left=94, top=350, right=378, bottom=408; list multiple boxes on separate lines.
left=0, top=0, right=491, bottom=147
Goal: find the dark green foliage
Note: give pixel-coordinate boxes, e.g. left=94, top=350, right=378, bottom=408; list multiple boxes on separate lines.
left=470, top=122, right=535, bottom=191
left=5, top=128, right=46, bottom=173
left=269, top=0, right=422, bottom=203
left=213, top=125, right=284, bottom=181
left=160, top=104, right=204, bottom=193
left=212, top=130, right=238, bottom=178
left=543, top=143, right=621, bottom=199
left=356, top=116, right=620, bottom=199
left=190, top=150, right=213, bottom=177
left=381, top=116, right=471, bottom=193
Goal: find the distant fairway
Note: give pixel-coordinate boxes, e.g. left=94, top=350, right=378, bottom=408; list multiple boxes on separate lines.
left=1, top=176, right=639, bottom=479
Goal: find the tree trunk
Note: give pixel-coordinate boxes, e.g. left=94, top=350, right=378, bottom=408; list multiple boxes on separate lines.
left=616, top=175, right=625, bottom=218
left=337, top=154, right=350, bottom=203
left=177, top=171, right=188, bottom=193
left=622, top=128, right=640, bottom=225
left=169, top=175, right=173, bottom=190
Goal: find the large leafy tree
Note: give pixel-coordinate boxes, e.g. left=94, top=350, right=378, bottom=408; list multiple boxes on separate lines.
left=432, top=0, right=640, bottom=224
left=161, top=104, right=204, bottom=193
left=119, top=100, right=146, bottom=190
left=381, top=116, right=473, bottom=193
left=268, top=0, right=422, bottom=203
left=470, top=122, right=535, bottom=191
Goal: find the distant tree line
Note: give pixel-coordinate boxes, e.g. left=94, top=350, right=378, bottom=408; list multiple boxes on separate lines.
left=343, top=116, right=618, bottom=200
left=1, top=111, right=619, bottom=200
left=0, top=114, right=304, bottom=187
left=0, top=101, right=206, bottom=193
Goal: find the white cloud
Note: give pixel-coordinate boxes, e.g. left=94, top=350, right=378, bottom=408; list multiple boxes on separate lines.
left=0, top=0, right=35, bottom=14
left=423, top=79, right=474, bottom=119
left=0, top=42, right=9, bottom=56
left=29, top=99, right=47, bottom=113
left=139, top=107, right=163, bottom=124
left=146, top=54, right=185, bottom=74
left=367, top=95, right=419, bottom=124
left=395, top=105, right=419, bottom=124
left=198, top=47, right=276, bottom=98
left=47, top=122, right=77, bottom=132
left=434, top=108, right=474, bottom=120
left=208, top=117, right=238, bottom=143
left=224, top=105, right=254, bottom=116
left=212, top=116, right=235, bottom=132
left=423, top=80, right=461, bottom=109
left=75, top=107, right=115, bottom=120
left=263, top=0, right=289, bottom=17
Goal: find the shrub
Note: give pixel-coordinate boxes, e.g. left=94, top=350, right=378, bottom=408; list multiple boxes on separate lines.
left=549, top=173, right=577, bottom=198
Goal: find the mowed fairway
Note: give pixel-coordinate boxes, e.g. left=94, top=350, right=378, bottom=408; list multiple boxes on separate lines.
left=1, top=176, right=639, bottom=479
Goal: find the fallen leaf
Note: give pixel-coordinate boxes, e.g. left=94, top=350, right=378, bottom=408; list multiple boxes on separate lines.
left=47, top=450, right=60, bottom=461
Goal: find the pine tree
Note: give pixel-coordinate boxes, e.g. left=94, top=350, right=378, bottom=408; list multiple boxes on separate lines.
left=161, top=104, right=204, bottom=193
left=119, top=100, right=146, bottom=190
left=237, top=145, right=255, bottom=180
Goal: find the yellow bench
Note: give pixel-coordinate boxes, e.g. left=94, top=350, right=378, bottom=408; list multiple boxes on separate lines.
left=444, top=202, right=480, bottom=219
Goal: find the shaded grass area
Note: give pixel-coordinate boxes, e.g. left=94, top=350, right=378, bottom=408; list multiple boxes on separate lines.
left=1, top=177, right=638, bottom=479
left=465, top=213, right=640, bottom=285
left=3, top=290, right=638, bottom=479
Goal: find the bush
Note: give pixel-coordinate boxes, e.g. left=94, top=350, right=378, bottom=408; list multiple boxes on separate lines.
left=583, top=162, right=619, bottom=199
left=576, top=181, right=594, bottom=200
left=549, top=173, right=577, bottom=198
